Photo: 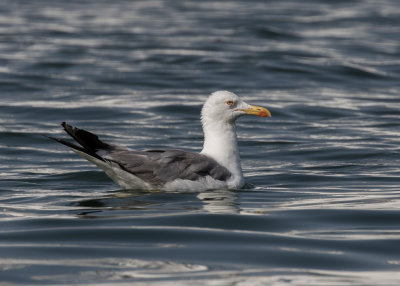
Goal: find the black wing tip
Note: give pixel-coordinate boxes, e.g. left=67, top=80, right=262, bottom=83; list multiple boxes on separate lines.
left=44, top=134, right=87, bottom=153
left=61, top=122, right=78, bottom=138
left=42, top=134, right=58, bottom=141
left=45, top=124, right=106, bottom=161
left=61, top=121, right=72, bottom=129
left=42, top=134, right=57, bottom=143
left=60, top=122, right=111, bottom=150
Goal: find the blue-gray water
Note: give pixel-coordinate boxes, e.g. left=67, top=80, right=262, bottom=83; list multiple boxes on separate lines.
left=1, top=0, right=400, bottom=285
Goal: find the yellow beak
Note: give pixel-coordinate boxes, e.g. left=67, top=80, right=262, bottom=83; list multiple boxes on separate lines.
left=241, top=105, right=271, bottom=117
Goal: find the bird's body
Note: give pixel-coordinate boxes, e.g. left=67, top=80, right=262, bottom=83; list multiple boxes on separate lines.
left=48, top=91, right=270, bottom=191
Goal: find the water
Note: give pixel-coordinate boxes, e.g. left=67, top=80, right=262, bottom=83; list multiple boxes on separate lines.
left=1, top=0, right=400, bottom=284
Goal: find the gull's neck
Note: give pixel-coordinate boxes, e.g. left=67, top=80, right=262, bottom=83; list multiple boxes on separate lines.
left=200, top=119, right=244, bottom=188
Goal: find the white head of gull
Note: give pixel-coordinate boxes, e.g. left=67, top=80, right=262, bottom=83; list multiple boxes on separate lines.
left=200, top=91, right=271, bottom=189
left=47, top=91, right=271, bottom=191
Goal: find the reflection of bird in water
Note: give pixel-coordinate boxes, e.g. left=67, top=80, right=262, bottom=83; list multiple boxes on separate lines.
left=72, top=189, right=241, bottom=218
left=197, top=190, right=239, bottom=214
left=74, top=189, right=240, bottom=217
left=47, top=91, right=270, bottom=191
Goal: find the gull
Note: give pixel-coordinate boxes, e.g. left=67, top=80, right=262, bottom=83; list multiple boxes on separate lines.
left=48, top=91, right=271, bottom=191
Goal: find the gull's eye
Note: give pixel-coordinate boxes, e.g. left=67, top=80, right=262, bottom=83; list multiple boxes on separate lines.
left=226, top=100, right=234, bottom=107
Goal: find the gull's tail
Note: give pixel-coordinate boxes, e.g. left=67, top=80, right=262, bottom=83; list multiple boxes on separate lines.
left=46, top=122, right=152, bottom=190
left=45, top=122, right=112, bottom=161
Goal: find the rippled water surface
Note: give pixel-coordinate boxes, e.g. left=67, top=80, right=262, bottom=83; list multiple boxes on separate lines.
left=1, top=0, right=400, bottom=285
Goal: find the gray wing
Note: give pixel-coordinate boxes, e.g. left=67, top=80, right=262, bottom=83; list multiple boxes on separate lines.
left=103, top=149, right=232, bottom=186
left=49, top=123, right=231, bottom=187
